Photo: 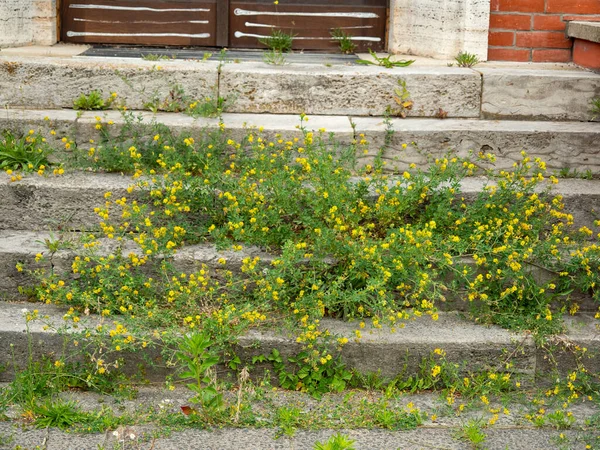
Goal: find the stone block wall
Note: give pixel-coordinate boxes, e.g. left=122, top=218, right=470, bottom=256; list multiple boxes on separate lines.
left=388, top=0, right=491, bottom=60
left=488, top=0, right=600, bottom=62
left=0, top=0, right=57, bottom=48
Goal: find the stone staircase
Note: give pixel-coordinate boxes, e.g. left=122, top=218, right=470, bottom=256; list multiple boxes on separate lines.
left=0, top=46, right=599, bottom=385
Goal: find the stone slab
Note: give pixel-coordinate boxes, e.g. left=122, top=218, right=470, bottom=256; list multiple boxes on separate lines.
left=0, top=300, right=535, bottom=383
left=74, top=110, right=354, bottom=146
left=219, top=62, right=482, bottom=118
left=567, top=21, right=600, bottom=44
left=0, top=421, right=590, bottom=450
left=479, top=68, right=600, bottom=121
left=350, top=117, right=600, bottom=173
left=0, top=56, right=220, bottom=110
left=0, top=171, right=133, bottom=231
left=388, top=0, right=491, bottom=61
left=0, top=0, right=56, bottom=48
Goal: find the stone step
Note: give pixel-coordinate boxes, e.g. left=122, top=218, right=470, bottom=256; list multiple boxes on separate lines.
left=2, top=110, right=600, bottom=173
left=0, top=301, right=598, bottom=386
left=0, top=55, right=598, bottom=120
left=0, top=229, right=597, bottom=313
left=0, top=420, right=593, bottom=450
left=2, top=171, right=599, bottom=233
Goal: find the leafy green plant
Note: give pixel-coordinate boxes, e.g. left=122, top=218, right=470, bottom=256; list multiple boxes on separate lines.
left=455, top=418, right=487, bottom=448
left=386, top=79, right=413, bottom=118
left=591, top=97, right=600, bottom=121
left=263, top=50, right=287, bottom=66
left=268, top=348, right=353, bottom=398
left=356, top=49, right=415, bottom=68
left=176, top=331, right=224, bottom=414
left=33, top=399, right=88, bottom=430
left=142, top=53, right=175, bottom=61
left=73, top=90, right=117, bottom=110
left=259, top=29, right=295, bottom=53
left=275, top=406, right=303, bottom=437
left=331, top=28, right=356, bottom=54
left=0, top=130, right=52, bottom=172
left=314, top=433, right=356, bottom=450
left=454, top=51, right=480, bottom=68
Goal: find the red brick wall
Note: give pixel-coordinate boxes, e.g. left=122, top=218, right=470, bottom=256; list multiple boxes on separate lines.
left=489, top=0, right=600, bottom=62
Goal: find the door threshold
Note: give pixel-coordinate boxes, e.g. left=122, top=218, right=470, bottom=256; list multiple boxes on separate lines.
left=79, top=46, right=359, bottom=64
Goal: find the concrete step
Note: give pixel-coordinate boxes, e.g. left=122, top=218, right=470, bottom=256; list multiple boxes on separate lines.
left=0, top=422, right=593, bottom=450
left=0, top=230, right=275, bottom=301
left=3, top=171, right=599, bottom=233
left=0, top=228, right=597, bottom=314
left=0, top=54, right=598, bottom=120
left=2, top=109, right=600, bottom=174
left=2, top=383, right=598, bottom=450
left=1, top=301, right=598, bottom=385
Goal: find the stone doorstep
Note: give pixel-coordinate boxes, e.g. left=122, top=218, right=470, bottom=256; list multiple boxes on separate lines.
left=0, top=299, right=598, bottom=384
left=1, top=109, right=600, bottom=174
left=0, top=55, right=598, bottom=119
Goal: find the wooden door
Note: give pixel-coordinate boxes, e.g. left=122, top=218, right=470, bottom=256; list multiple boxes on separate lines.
left=61, top=0, right=387, bottom=51
left=61, top=0, right=219, bottom=46
left=230, top=0, right=387, bottom=52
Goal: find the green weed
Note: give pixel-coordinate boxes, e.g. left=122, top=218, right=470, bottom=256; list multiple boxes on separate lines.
left=0, top=130, right=52, bottom=172
left=32, top=399, right=88, bottom=430
left=331, top=28, right=356, bottom=54
left=314, top=433, right=356, bottom=450
left=259, top=29, right=295, bottom=53
left=591, top=97, right=600, bottom=121
left=455, top=418, right=487, bottom=448
left=73, top=90, right=117, bottom=110
left=454, top=52, right=480, bottom=68
left=263, top=50, right=287, bottom=66
left=356, top=49, right=415, bottom=68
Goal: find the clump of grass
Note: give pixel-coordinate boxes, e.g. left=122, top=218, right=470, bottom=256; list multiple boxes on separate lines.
left=73, top=90, right=117, bottom=110
left=142, top=53, right=175, bottom=61
left=258, top=29, right=295, bottom=53
left=454, top=51, right=480, bottom=68
left=331, top=28, right=356, bottom=54
left=314, top=433, right=356, bottom=450
left=356, top=49, right=415, bottom=68
left=263, top=49, right=287, bottom=65
left=0, top=130, right=52, bottom=172
left=591, top=97, right=600, bottom=121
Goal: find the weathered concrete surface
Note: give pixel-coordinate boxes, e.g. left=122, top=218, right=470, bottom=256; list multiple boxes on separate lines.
left=0, top=301, right=535, bottom=383
left=0, top=171, right=133, bottom=231
left=0, top=300, right=598, bottom=388
left=388, top=0, right=490, bottom=61
left=351, top=117, right=600, bottom=173
left=239, top=315, right=536, bottom=379
left=5, top=110, right=600, bottom=175
left=0, top=0, right=56, bottom=48
left=74, top=111, right=354, bottom=146
left=537, top=314, right=600, bottom=377
left=480, top=68, right=600, bottom=121
left=219, top=63, right=482, bottom=118
left=2, top=171, right=600, bottom=235
left=0, top=230, right=75, bottom=300
left=567, top=21, right=600, bottom=44
left=0, top=421, right=590, bottom=450
left=0, top=108, right=78, bottom=144
left=0, top=56, right=219, bottom=110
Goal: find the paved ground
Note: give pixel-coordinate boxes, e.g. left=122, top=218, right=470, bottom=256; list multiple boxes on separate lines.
left=0, top=422, right=592, bottom=450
